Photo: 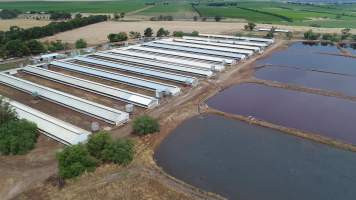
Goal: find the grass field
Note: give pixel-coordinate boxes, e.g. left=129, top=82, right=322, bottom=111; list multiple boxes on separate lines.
left=0, top=0, right=146, bottom=13
left=0, top=1, right=356, bottom=28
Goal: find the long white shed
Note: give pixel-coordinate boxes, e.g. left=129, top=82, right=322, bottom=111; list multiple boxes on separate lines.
left=174, top=38, right=261, bottom=52
left=127, top=46, right=234, bottom=65
left=183, top=36, right=268, bottom=48
left=110, top=49, right=222, bottom=71
left=22, top=66, right=159, bottom=109
left=94, top=52, right=213, bottom=77
left=156, top=39, right=254, bottom=56
left=199, top=33, right=274, bottom=44
left=0, top=73, right=129, bottom=125
left=4, top=98, right=91, bottom=145
left=143, top=42, right=246, bottom=60
left=50, top=61, right=181, bottom=96
left=73, top=55, right=198, bottom=85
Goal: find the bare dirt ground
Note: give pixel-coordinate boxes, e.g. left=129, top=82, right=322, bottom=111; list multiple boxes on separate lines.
left=0, top=19, right=49, bottom=31
left=42, top=21, right=356, bottom=45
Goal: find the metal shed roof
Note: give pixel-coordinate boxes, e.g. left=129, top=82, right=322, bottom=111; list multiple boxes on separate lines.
left=127, top=46, right=234, bottom=64
left=0, top=73, right=129, bottom=125
left=199, top=33, right=274, bottom=44
left=156, top=39, right=254, bottom=56
left=23, top=66, right=159, bottom=109
left=95, top=51, right=213, bottom=77
left=143, top=42, right=246, bottom=60
left=184, top=36, right=268, bottom=47
left=176, top=37, right=261, bottom=52
left=5, top=98, right=91, bottom=145
left=74, top=55, right=198, bottom=85
left=109, top=49, right=220, bottom=71
left=50, top=61, right=181, bottom=96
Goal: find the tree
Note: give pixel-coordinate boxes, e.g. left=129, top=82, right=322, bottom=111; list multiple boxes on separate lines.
left=265, top=27, right=276, bottom=39
left=304, top=30, right=320, bottom=40
left=173, top=31, right=184, bottom=37
left=87, top=131, right=112, bottom=160
left=156, top=28, right=169, bottom=37
left=0, top=119, right=38, bottom=155
left=4, top=40, right=30, bottom=57
left=102, top=139, right=134, bottom=165
left=56, top=144, right=97, bottom=179
left=214, top=16, right=222, bottom=22
left=26, top=39, right=46, bottom=55
left=107, top=32, right=128, bottom=42
left=201, top=17, right=207, bottom=21
left=75, top=38, right=87, bottom=49
left=285, top=32, right=293, bottom=40
left=0, top=98, right=17, bottom=125
left=132, top=115, right=160, bottom=135
left=144, top=27, right=153, bottom=37
left=113, top=12, right=120, bottom=21
left=244, top=22, right=256, bottom=31
left=120, top=12, right=125, bottom=19
left=193, top=16, right=198, bottom=21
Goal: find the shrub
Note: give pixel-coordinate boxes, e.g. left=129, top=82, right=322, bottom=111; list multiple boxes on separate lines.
left=0, top=119, right=38, bottom=155
left=214, top=16, right=222, bottom=22
left=57, top=144, right=97, bottom=179
left=87, top=131, right=112, bottom=160
left=102, top=139, right=134, bottom=165
left=26, top=39, right=46, bottom=55
left=132, top=115, right=159, bottom=135
left=129, top=31, right=141, bottom=39
left=75, top=38, right=87, bottom=49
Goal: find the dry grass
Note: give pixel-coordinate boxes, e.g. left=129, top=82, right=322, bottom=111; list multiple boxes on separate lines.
left=42, top=20, right=356, bottom=45
left=0, top=19, right=49, bottom=31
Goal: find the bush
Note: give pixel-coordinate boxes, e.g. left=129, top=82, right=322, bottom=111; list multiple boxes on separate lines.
left=102, top=139, right=134, bottom=165
left=57, top=144, right=97, bottom=179
left=75, top=38, right=87, bottom=49
left=244, top=22, right=256, bottom=31
left=129, top=31, right=141, bottom=39
left=26, top=39, right=46, bottom=55
left=0, top=119, right=38, bottom=155
left=132, top=115, right=159, bottom=135
left=87, top=131, right=112, bottom=160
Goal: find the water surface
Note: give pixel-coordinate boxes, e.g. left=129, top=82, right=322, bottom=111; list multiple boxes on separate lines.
left=257, top=42, right=356, bottom=75
left=207, top=83, right=356, bottom=144
left=156, top=114, right=356, bottom=200
left=256, top=65, right=356, bottom=96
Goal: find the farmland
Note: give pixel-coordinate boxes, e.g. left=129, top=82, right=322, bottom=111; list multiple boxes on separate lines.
left=1, top=1, right=356, bottom=27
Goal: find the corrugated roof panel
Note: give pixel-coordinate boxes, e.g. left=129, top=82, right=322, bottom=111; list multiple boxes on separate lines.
left=199, top=33, right=274, bottom=44
left=94, top=51, right=213, bottom=77
left=5, top=98, right=91, bottom=145
left=156, top=39, right=254, bottom=56
left=176, top=37, right=261, bottom=52
left=0, top=73, right=129, bottom=125
left=183, top=36, right=268, bottom=47
left=74, top=55, right=198, bottom=85
left=127, top=46, right=234, bottom=64
left=22, top=66, right=159, bottom=109
left=143, top=42, right=246, bottom=60
left=50, top=61, right=181, bottom=96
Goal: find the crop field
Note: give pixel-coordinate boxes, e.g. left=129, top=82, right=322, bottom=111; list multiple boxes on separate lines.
left=194, top=1, right=356, bottom=28
left=138, top=2, right=197, bottom=18
left=0, top=0, right=146, bottom=13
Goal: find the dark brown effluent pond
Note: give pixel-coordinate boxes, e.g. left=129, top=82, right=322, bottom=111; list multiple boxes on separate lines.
left=155, top=114, right=356, bottom=200
left=207, top=83, right=356, bottom=144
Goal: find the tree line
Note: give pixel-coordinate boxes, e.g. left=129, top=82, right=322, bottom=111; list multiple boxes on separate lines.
left=0, top=15, right=107, bottom=58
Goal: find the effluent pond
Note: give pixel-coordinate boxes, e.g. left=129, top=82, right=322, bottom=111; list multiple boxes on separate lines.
left=207, top=83, right=356, bottom=144
left=256, top=42, right=356, bottom=76
left=155, top=114, right=356, bottom=200
left=155, top=42, right=356, bottom=200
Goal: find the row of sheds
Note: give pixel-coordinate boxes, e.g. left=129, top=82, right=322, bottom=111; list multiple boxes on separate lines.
left=0, top=34, right=273, bottom=145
